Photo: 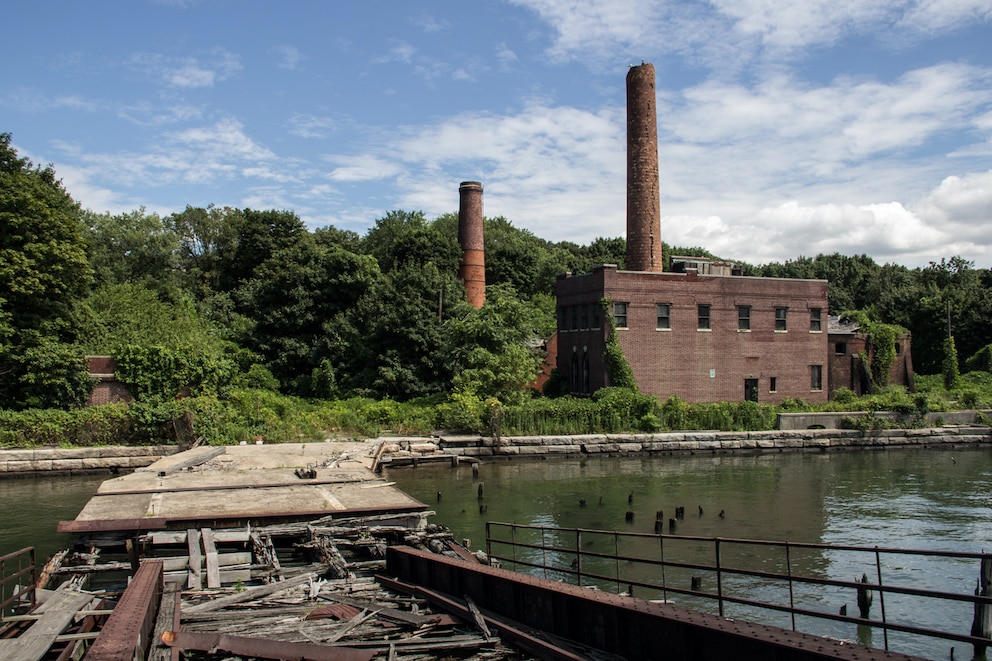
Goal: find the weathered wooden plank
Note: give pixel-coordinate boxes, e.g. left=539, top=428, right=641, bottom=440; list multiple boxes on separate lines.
left=159, top=552, right=251, bottom=572
left=186, top=529, right=201, bottom=590
left=184, top=572, right=316, bottom=614
left=0, top=587, right=95, bottom=661
left=155, top=447, right=225, bottom=474
left=202, top=528, right=220, bottom=589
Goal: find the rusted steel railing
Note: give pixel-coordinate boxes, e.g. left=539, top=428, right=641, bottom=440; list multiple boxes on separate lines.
left=486, top=521, right=992, bottom=656
left=0, top=546, right=37, bottom=618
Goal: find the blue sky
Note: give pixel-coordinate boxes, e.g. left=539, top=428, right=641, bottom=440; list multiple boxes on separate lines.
left=3, top=0, right=991, bottom=268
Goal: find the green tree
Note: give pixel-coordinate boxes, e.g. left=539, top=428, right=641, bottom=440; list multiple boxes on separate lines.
left=217, top=208, right=306, bottom=293
left=0, top=133, right=93, bottom=409
left=341, top=262, right=461, bottom=399
left=82, top=208, right=180, bottom=293
left=442, top=283, right=548, bottom=403
left=241, top=236, right=380, bottom=394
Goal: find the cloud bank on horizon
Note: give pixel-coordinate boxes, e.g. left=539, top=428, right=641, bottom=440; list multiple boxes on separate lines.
left=2, top=0, right=990, bottom=268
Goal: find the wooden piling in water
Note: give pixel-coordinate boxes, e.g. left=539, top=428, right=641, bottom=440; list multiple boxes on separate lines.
left=971, top=556, right=992, bottom=657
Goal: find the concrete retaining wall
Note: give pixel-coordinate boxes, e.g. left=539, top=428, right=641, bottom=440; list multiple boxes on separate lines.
left=777, top=410, right=992, bottom=430
left=0, top=445, right=180, bottom=478
left=378, top=425, right=991, bottom=464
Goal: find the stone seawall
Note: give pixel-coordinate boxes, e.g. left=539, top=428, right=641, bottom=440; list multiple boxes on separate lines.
left=377, top=425, right=992, bottom=465
left=0, top=445, right=180, bottom=478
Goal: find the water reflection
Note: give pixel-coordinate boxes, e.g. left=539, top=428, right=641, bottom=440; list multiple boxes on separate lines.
left=387, top=446, right=992, bottom=659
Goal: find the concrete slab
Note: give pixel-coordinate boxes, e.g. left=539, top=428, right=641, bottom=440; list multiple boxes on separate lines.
left=61, top=440, right=426, bottom=534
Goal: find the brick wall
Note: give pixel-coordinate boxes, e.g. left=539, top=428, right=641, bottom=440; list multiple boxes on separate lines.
left=557, top=266, right=830, bottom=404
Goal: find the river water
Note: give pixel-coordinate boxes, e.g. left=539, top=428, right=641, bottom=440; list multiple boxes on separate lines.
left=384, top=446, right=992, bottom=659
left=2, top=445, right=989, bottom=659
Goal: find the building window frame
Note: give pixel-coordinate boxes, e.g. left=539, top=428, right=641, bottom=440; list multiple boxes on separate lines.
left=737, top=305, right=751, bottom=331
left=570, top=305, right=578, bottom=331
left=613, top=302, right=628, bottom=329
left=810, top=364, right=823, bottom=391
left=775, top=307, right=788, bottom=332
left=580, top=304, right=589, bottom=330
left=769, top=376, right=778, bottom=393
left=697, top=304, right=711, bottom=331
left=591, top=305, right=601, bottom=330
left=835, top=342, right=847, bottom=355
left=810, top=307, right=822, bottom=332
left=656, top=303, right=671, bottom=330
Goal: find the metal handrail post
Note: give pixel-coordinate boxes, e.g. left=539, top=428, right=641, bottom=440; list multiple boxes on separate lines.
left=542, top=526, right=548, bottom=580
left=875, top=547, right=889, bottom=651
left=786, top=542, right=796, bottom=631
left=576, top=528, right=583, bottom=588
left=615, top=531, right=621, bottom=594
left=660, top=533, right=668, bottom=603
left=716, top=538, right=724, bottom=617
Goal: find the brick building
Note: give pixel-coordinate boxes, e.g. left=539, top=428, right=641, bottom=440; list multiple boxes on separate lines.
left=556, top=263, right=830, bottom=404
left=552, top=62, right=832, bottom=404
left=828, top=316, right=915, bottom=396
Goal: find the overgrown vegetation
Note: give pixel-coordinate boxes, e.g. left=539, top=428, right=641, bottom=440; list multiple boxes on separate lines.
left=1, top=133, right=990, bottom=449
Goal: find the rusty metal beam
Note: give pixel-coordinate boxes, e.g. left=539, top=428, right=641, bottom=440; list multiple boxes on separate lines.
left=377, top=574, right=589, bottom=661
left=84, top=560, right=163, bottom=661
left=160, top=630, right=375, bottom=661
left=386, top=546, right=927, bottom=661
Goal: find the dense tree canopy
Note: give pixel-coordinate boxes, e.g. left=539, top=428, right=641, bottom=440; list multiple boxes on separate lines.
left=0, top=133, right=93, bottom=409
left=1, top=131, right=989, bottom=412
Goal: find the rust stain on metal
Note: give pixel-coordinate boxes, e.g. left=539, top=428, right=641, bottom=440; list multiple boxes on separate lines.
left=85, top=560, right=163, bottom=661
left=305, top=603, right=362, bottom=621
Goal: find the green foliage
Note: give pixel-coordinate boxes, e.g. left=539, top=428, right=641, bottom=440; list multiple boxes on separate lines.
left=601, top=298, right=637, bottom=390
left=943, top=336, right=961, bottom=389
left=0, top=133, right=93, bottom=409
left=840, top=310, right=903, bottom=388
left=443, top=283, right=548, bottom=404
left=966, top=344, right=992, bottom=373
left=115, top=344, right=233, bottom=402
left=831, top=388, right=857, bottom=404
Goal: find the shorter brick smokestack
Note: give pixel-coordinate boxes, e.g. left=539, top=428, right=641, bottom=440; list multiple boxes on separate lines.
left=626, top=62, right=663, bottom=272
left=458, top=181, right=486, bottom=308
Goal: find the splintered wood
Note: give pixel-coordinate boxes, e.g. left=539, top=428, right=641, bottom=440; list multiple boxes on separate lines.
left=147, top=512, right=531, bottom=661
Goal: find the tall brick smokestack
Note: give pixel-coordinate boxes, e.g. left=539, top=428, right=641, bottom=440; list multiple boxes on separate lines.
left=458, top=181, right=486, bottom=308
left=626, top=62, right=663, bottom=272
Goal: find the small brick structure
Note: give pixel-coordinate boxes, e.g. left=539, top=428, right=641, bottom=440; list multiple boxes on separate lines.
left=85, top=356, right=132, bottom=407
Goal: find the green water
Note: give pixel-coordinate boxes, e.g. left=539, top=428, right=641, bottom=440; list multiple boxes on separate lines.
left=2, top=446, right=989, bottom=659
left=384, top=446, right=992, bottom=659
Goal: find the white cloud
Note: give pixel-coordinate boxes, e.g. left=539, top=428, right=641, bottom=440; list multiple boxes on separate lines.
left=326, top=154, right=404, bottom=182
left=273, top=44, right=306, bottom=71
left=288, top=114, right=336, bottom=139
left=130, top=49, right=241, bottom=89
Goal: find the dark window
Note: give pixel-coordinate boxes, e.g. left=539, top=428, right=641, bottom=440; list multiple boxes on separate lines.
left=580, top=304, right=589, bottom=330
left=895, top=342, right=902, bottom=355
left=570, top=352, right=579, bottom=392
left=810, top=308, right=822, bottom=332
left=737, top=305, right=751, bottom=330
left=656, top=304, right=671, bottom=329
left=570, top=305, right=578, bottom=331
left=775, top=307, right=788, bottom=331
left=835, top=342, right=847, bottom=355
left=811, top=365, right=823, bottom=391
left=613, top=302, right=628, bottom=328
left=769, top=377, right=777, bottom=393
left=697, top=304, right=711, bottom=330
left=592, top=305, right=601, bottom=330
left=582, top=350, right=590, bottom=393
left=745, top=378, right=759, bottom=402
left=558, top=306, right=567, bottom=331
